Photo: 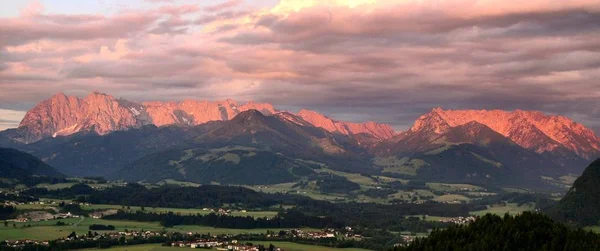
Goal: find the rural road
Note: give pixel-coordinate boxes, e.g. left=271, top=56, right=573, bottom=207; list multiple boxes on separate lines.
left=73, top=216, right=85, bottom=226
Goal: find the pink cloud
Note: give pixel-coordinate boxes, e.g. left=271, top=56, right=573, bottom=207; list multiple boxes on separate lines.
left=204, top=0, right=244, bottom=12
left=158, top=4, right=201, bottom=16
left=20, top=0, right=44, bottom=17
left=1, top=0, right=600, bottom=130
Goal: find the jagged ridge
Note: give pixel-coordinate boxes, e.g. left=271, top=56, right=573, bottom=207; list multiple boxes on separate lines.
left=15, top=92, right=396, bottom=143
left=409, top=108, right=600, bottom=159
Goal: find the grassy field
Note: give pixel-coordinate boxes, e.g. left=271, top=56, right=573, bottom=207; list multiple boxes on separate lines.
left=469, top=203, right=535, bottom=216
left=374, top=157, right=427, bottom=176
left=372, top=176, right=408, bottom=184
left=81, top=204, right=278, bottom=218
left=34, top=180, right=124, bottom=190
left=156, top=179, right=201, bottom=187
left=0, top=217, right=318, bottom=241
left=427, top=183, right=483, bottom=192
left=35, top=183, right=78, bottom=190
left=315, top=169, right=377, bottom=187
left=584, top=226, right=600, bottom=233
left=0, top=217, right=161, bottom=241
left=405, top=215, right=453, bottom=222
left=433, top=194, right=470, bottom=203
left=247, top=183, right=348, bottom=202
left=16, top=202, right=277, bottom=218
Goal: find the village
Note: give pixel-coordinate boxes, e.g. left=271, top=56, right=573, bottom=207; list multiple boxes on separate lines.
left=437, top=216, right=476, bottom=225
left=3, top=200, right=83, bottom=223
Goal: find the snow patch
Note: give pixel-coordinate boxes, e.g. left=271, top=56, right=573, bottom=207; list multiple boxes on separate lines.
left=129, top=107, right=141, bottom=116
left=55, top=124, right=79, bottom=136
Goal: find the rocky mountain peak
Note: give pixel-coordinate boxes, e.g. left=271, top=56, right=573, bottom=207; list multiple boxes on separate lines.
left=410, top=108, right=600, bottom=159
left=298, top=109, right=396, bottom=140
left=410, top=110, right=452, bottom=134
left=232, top=109, right=266, bottom=121
left=14, top=92, right=396, bottom=143
left=297, top=109, right=337, bottom=131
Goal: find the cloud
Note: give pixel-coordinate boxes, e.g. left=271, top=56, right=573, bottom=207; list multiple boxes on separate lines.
left=145, top=0, right=176, bottom=3
left=0, top=109, right=26, bottom=131
left=20, top=1, right=44, bottom=17
left=203, top=0, right=244, bottom=12
left=1, top=0, right=600, bottom=133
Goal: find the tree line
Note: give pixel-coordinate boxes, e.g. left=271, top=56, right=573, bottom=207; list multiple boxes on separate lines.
left=105, top=210, right=340, bottom=229
left=397, top=212, right=600, bottom=251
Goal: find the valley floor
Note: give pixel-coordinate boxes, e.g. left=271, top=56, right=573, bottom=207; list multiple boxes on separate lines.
left=0, top=217, right=318, bottom=241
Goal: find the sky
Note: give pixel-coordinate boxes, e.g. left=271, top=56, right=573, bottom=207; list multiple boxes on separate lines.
left=0, top=0, right=600, bottom=133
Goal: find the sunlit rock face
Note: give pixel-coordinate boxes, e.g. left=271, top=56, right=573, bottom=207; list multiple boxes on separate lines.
left=16, top=92, right=395, bottom=143
left=410, top=108, right=600, bottom=159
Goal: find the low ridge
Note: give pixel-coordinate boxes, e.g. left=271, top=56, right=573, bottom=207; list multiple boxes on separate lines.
left=0, top=147, right=64, bottom=181
left=548, top=158, right=600, bottom=226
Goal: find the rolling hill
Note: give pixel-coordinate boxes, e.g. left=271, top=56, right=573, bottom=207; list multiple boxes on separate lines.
left=548, top=158, right=600, bottom=226
left=116, top=110, right=373, bottom=184
left=0, top=148, right=64, bottom=186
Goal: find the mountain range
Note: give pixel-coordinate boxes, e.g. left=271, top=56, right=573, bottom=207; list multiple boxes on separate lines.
left=7, top=91, right=395, bottom=144
left=1, top=91, right=599, bottom=189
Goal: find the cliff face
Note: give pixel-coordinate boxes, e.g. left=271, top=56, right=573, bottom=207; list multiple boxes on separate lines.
left=409, top=108, right=600, bottom=159
left=297, top=109, right=396, bottom=140
left=16, top=92, right=395, bottom=143
left=18, top=92, right=143, bottom=142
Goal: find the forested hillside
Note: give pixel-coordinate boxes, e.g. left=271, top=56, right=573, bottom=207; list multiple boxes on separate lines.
left=399, top=212, right=600, bottom=251
left=548, top=158, right=600, bottom=226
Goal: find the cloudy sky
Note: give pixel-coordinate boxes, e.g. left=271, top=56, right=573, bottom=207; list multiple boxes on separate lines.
left=1, top=0, right=600, bottom=133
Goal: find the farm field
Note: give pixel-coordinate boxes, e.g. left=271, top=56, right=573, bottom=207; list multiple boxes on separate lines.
left=16, top=202, right=278, bottom=218
left=0, top=217, right=318, bottom=241
left=584, top=226, right=600, bottom=233
left=246, top=183, right=348, bottom=202
left=81, top=204, right=278, bottom=218
left=433, top=194, right=470, bottom=203
left=469, top=203, right=535, bottom=216
left=426, top=183, right=484, bottom=192
left=405, top=215, right=453, bottom=222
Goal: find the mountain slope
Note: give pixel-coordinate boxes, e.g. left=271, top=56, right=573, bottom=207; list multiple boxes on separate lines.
left=196, top=110, right=347, bottom=154
left=375, top=121, right=565, bottom=188
left=116, top=110, right=373, bottom=184
left=0, top=148, right=64, bottom=183
left=21, top=124, right=219, bottom=176
left=9, top=92, right=394, bottom=143
left=548, top=159, right=600, bottom=226
left=116, top=146, right=325, bottom=184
